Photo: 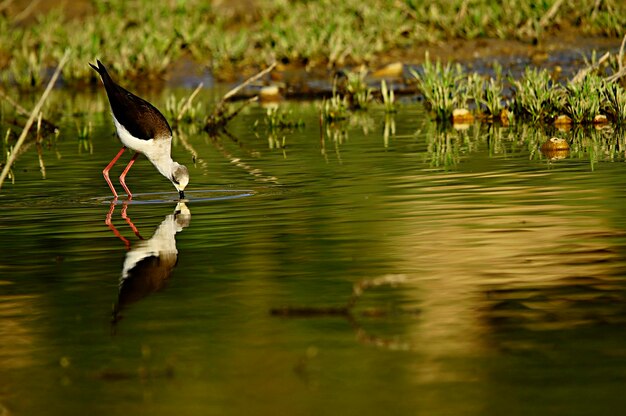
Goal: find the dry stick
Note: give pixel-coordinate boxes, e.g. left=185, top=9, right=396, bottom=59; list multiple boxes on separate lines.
left=0, top=49, right=70, bottom=189
left=571, top=51, right=610, bottom=84
left=220, top=96, right=258, bottom=124
left=539, top=0, right=564, bottom=28
left=606, top=34, right=626, bottom=83
left=13, top=0, right=39, bottom=22
left=206, top=63, right=276, bottom=132
left=617, top=35, right=626, bottom=72
left=454, top=0, right=468, bottom=24
left=590, top=0, right=602, bottom=20
left=519, top=0, right=563, bottom=38
left=0, top=0, right=16, bottom=12
left=175, top=82, right=204, bottom=123
left=219, top=62, right=277, bottom=105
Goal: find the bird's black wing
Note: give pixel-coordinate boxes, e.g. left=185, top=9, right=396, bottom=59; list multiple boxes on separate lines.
left=90, top=60, right=172, bottom=140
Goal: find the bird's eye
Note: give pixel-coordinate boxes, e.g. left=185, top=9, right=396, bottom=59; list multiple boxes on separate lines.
left=172, top=176, right=180, bottom=185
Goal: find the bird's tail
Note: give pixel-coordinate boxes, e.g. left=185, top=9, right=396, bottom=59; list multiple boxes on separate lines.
left=89, top=59, right=114, bottom=84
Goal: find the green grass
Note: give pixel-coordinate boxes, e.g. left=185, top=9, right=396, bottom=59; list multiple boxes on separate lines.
left=410, top=57, right=464, bottom=121
left=510, top=67, right=561, bottom=123
left=380, top=80, right=396, bottom=114
left=1, top=0, right=626, bottom=88
left=410, top=56, right=626, bottom=125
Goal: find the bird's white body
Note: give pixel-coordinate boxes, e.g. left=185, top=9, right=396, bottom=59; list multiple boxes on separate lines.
left=112, top=115, right=178, bottom=182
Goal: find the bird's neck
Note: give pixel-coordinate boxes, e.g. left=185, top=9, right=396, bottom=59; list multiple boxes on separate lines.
left=151, top=156, right=177, bottom=181
left=143, top=138, right=176, bottom=180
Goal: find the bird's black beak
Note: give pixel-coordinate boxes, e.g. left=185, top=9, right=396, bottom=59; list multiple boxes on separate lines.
left=179, top=190, right=185, bottom=199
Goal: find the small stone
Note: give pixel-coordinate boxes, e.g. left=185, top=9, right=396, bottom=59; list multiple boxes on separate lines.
left=541, top=137, right=570, bottom=160
left=593, top=114, right=608, bottom=124
left=554, top=115, right=572, bottom=126
left=372, top=62, right=403, bottom=78
left=500, top=109, right=511, bottom=126
left=541, top=137, right=570, bottom=150
left=259, top=85, right=282, bottom=102
left=541, top=137, right=570, bottom=152
left=452, top=108, right=474, bottom=124
left=531, top=51, right=549, bottom=64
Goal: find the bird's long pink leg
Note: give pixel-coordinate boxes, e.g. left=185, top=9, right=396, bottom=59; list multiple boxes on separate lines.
left=119, top=152, right=139, bottom=199
left=103, top=146, right=127, bottom=198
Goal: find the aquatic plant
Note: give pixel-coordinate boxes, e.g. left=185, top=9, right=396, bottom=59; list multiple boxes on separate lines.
left=462, top=73, right=485, bottom=112
left=564, top=75, right=603, bottom=124
left=510, top=68, right=560, bottom=122
left=344, top=68, right=373, bottom=110
left=320, top=80, right=349, bottom=122
left=76, top=121, right=92, bottom=142
left=410, top=58, right=464, bottom=121
left=602, top=82, right=626, bottom=123
left=380, top=80, right=396, bottom=113
left=165, top=93, right=203, bottom=125
left=481, top=78, right=505, bottom=119
left=258, top=106, right=304, bottom=130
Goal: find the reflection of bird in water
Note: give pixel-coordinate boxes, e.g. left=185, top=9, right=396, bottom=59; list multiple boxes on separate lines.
left=109, top=202, right=191, bottom=326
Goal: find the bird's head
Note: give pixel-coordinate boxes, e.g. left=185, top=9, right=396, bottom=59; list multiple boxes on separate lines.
left=171, top=163, right=189, bottom=199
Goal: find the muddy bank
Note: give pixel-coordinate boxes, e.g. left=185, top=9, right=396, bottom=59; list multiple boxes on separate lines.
left=171, top=31, right=622, bottom=100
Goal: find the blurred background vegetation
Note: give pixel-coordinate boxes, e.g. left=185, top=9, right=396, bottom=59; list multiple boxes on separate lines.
left=1, top=0, right=625, bottom=89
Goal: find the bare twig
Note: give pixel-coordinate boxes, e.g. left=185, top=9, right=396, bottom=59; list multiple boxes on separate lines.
left=0, top=0, right=16, bottom=13
left=205, top=62, right=276, bottom=132
left=617, top=35, right=626, bottom=72
left=220, top=96, right=258, bottom=124
left=0, top=49, right=70, bottom=189
left=175, top=82, right=203, bottom=123
left=539, top=0, right=564, bottom=28
left=219, top=62, right=277, bottom=105
left=519, top=0, right=564, bottom=38
left=606, top=34, right=626, bottom=83
left=454, top=0, right=468, bottom=24
left=571, top=51, right=610, bottom=84
left=13, top=0, right=39, bottom=22
left=590, top=0, right=602, bottom=20
left=205, top=96, right=258, bottom=133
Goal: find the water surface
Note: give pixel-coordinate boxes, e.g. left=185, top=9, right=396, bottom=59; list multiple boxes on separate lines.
left=2, top=100, right=626, bottom=415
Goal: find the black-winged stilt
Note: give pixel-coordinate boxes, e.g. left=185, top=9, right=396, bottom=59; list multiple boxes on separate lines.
left=90, top=60, right=189, bottom=199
